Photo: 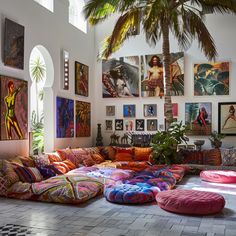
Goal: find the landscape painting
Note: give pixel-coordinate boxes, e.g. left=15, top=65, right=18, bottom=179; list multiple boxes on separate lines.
left=102, top=56, right=139, bottom=98
left=185, top=102, right=212, bottom=135
left=56, top=97, right=74, bottom=138
left=76, top=101, right=91, bottom=137
left=141, top=52, right=184, bottom=97
left=4, top=18, right=25, bottom=70
left=0, top=75, right=28, bottom=140
left=75, top=61, right=89, bottom=97
left=194, top=62, right=229, bottom=96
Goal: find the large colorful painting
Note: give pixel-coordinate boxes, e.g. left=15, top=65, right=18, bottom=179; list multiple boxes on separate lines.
left=75, top=61, right=89, bottom=97
left=4, top=18, right=25, bottom=70
left=102, top=56, right=139, bottom=98
left=56, top=97, right=74, bottom=138
left=218, top=102, right=236, bottom=135
left=194, top=62, right=229, bottom=96
left=185, top=103, right=212, bottom=135
left=141, top=52, right=184, bottom=97
left=76, top=101, right=91, bottom=137
left=0, top=75, right=28, bottom=140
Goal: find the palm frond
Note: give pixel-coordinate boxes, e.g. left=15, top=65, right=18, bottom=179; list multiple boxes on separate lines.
left=30, top=57, right=46, bottom=83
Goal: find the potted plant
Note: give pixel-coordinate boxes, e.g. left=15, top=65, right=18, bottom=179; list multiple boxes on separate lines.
left=209, top=131, right=225, bottom=148
left=151, top=121, right=189, bottom=164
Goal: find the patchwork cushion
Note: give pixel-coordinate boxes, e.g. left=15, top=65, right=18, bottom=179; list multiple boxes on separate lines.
left=32, top=154, right=50, bottom=167
left=156, top=189, right=225, bottom=215
left=105, top=183, right=160, bottom=204
left=91, top=153, right=105, bottom=164
left=203, top=148, right=222, bottom=166
left=2, top=161, right=20, bottom=187
left=8, top=182, right=33, bottom=200
left=220, top=148, right=236, bottom=166
left=71, top=148, right=89, bottom=165
left=134, top=147, right=152, bottom=161
left=114, top=147, right=133, bottom=162
left=200, top=170, right=236, bottom=183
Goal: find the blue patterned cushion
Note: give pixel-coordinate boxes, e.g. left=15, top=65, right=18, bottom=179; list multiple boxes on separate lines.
left=37, top=166, right=57, bottom=179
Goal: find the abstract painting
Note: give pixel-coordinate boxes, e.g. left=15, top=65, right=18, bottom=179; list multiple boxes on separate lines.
left=102, top=56, right=139, bottom=98
left=218, top=102, right=236, bottom=135
left=147, top=119, right=158, bottom=131
left=106, top=105, right=115, bottom=116
left=4, top=18, right=25, bottom=70
left=105, top=120, right=113, bottom=132
left=164, top=103, right=178, bottom=117
left=144, top=104, right=157, bottom=117
left=194, top=62, right=229, bottom=95
left=75, top=61, right=89, bottom=97
left=185, top=103, right=212, bottom=135
left=124, top=119, right=135, bottom=131
left=141, top=52, right=184, bottom=97
left=56, top=97, right=74, bottom=138
left=0, top=75, right=28, bottom=140
left=76, top=101, right=91, bottom=137
left=123, top=104, right=136, bottom=118
left=136, top=119, right=145, bottom=131
left=115, top=119, right=123, bottom=131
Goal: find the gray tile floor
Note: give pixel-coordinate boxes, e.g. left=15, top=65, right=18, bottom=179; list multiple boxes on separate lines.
left=0, top=175, right=236, bottom=236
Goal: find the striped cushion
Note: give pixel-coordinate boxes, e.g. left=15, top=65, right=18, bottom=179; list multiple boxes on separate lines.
left=14, top=165, right=43, bottom=183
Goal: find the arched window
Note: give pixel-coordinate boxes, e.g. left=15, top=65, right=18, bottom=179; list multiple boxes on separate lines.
left=34, top=0, right=54, bottom=12
left=69, top=0, right=87, bottom=33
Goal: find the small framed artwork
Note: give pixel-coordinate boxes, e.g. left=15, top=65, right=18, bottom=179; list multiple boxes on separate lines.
left=136, top=119, right=145, bottom=131
left=123, top=104, right=136, bottom=118
left=218, top=102, right=236, bottom=135
left=106, top=105, right=115, bottom=116
left=144, top=104, right=157, bottom=117
left=75, top=61, right=89, bottom=97
left=147, top=119, right=158, bottom=131
left=115, top=119, right=123, bottom=131
left=164, top=103, right=178, bottom=117
left=124, top=119, right=135, bottom=131
left=105, top=120, right=113, bottom=132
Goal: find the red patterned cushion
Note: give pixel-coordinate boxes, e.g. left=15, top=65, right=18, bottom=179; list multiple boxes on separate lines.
left=134, top=147, right=152, bottom=161
left=114, top=147, right=134, bottom=162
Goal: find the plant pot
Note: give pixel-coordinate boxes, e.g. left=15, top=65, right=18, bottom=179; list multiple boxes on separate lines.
left=211, top=140, right=222, bottom=148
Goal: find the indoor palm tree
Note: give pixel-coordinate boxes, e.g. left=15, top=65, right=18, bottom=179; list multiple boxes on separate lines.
left=84, top=0, right=236, bottom=128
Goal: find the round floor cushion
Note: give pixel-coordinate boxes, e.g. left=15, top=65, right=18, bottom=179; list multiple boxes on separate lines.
left=156, top=189, right=225, bottom=215
left=104, top=183, right=160, bottom=204
left=200, top=170, right=236, bottom=183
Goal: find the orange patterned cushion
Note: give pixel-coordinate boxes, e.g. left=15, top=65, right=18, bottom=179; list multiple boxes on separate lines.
left=134, top=147, right=153, bottom=161
left=71, top=148, right=89, bottom=164
left=114, top=147, right=134, bottom=162
left=82, top=155, right=96, bottom=167
left=91, top=153, right=105, bottom=164
left=47, top=153, right=62, bottom=163
left=99, top=146, right=116, bottom=160
left=203, top=148, right=222, bottom=166
left=50, top=159, right=76, bottom=174
left=56, top=148, right=75, bottom=161
left=18, top=156, right=35, bottom=167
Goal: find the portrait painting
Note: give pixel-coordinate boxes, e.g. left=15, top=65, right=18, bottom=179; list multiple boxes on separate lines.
left=218, top=102, right=236, bottom=135
left=76, top=101, right=91, bottom=137
left=56, top=97, right=74, bottom=138
left=147, top=119, right=158, bottom=131
left=0, top=75, right=28, bottom=140
left=106, top=105, right=115, bottom=116
left=102, top=56, right=139, bottom=98
left=185, top=102, right=212, bottom=135
left=194, top=62, right=229, bottom=96
left=4, top=18, right=25, bottom=70
left=115, top=119, right=123, bottom=131
left=105, top=120, right=113, bottom=132
left=164, top=103, right=178, bottom=117
left=141, top=52, right=184, bottom=97
left=136, top=119, right=145, bottom=131
left=124, top=119, right=135, bottom=131
left=123, top=104, right=136, bottom=118
left=75, top=61, right=89, bottom=97
left=144, top=104, right=157, bottom=117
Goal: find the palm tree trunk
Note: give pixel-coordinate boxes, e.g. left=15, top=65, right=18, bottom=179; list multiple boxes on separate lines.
left=35, top=82, right=39, bottom=123
left=162, top=21, right=173, bottom=130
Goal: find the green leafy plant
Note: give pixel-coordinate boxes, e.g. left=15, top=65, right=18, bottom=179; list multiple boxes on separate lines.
left=209, top=131, right=225, bottom=148
left=151, top=121, right=189, bottom=164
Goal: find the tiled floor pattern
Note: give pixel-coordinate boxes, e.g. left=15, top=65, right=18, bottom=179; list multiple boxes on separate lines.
left=0, top=175, right=236, bottom=236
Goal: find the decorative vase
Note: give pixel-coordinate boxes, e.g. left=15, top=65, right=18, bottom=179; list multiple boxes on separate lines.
left=96, top=124, right=103, bottom=146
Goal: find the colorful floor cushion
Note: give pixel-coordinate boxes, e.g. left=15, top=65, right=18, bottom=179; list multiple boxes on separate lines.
left=156, top=189, right=225, bottom=215
left=200, top=170, right=236, bottom=183
left=7, top=182, right=33, bottom=200
left=105, top=183, right=160, bottom=204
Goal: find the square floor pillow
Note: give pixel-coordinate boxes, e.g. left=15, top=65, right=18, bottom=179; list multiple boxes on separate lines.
left=114, top=147, right=134, bottom=162
left=134, top=147, right=152, bottom=161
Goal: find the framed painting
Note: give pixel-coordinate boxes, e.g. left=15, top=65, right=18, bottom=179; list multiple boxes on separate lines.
left=124, top=119, right=135, bottom=131
left=0, top=75, right=28, bottom=140
left=123, top=104, right=136, bottom=118
left=56, top=97, right=74, bottom=138
left=218, top=102, right=236, bottom=135
left=115, top=119, right=123, bottom=131
left=106, top=105, right=115, bottom=116
left=136, top=119, right=145, bottom=131
left=102, top=56, right=139, bottom=98
left=141, top=52, right=184, bottom=97
left=76, top=101, right=91, bottom=137
left=105, top=120, right=113, bottom=132
left=194, top=62, right=229, bottom=96
left=185, top=102, right=212, bottom=135
left=144, top=104, right=157, bottom=117
left=75, top=61, right=89, bottom=97
left=164, top=103, right=178, bottom=117
left=147, top=119, right=158, bottom=131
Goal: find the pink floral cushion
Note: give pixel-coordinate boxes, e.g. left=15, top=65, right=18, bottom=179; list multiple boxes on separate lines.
left=200, top=170, right=236, bottom=183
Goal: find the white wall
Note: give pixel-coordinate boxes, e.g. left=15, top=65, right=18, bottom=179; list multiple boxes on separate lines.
left=94, top=14, right=236, bottom=148
left=0, top=0, right=95, bottom=158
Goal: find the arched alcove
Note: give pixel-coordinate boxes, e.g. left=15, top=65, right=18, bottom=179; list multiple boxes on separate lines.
left=29, top=45, right=54, bottom=153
